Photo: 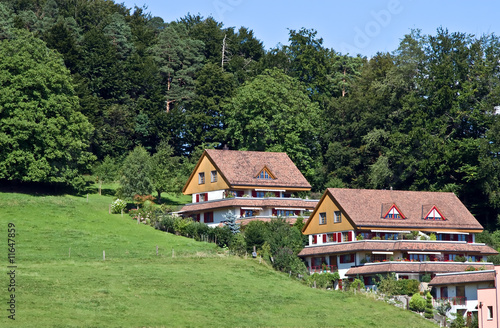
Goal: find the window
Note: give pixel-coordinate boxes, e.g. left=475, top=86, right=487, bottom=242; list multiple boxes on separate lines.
left=334, top=211, right=341, bottom=223
left=244, top=210, right=254, bottom=217
left=409, top=254, right=426, bottom=261
left=211, top=170, right=217, bottom=183
left=255, top=191, right=265, bottom=198
left=488, top=306, right=493, bottom=320
left=342, top=231, right=349, bottom=242
left=319, top=212, right=327, bottom=225
left=256, top=167, right=274, bottom=180
left=384, top=205, right=404, bottom=219
left=326, top=233, right=335, bottom=243
left=425, top=206, right=445, bottom=220
left=277, top=210, right=295, bottom=216
left=198, top=172, right=205, bottom=184
left=204, top=212, right=214, bottom=223
left=339, top=254, right=355, bottom=263
left=196, top=193, right=207, bottom=202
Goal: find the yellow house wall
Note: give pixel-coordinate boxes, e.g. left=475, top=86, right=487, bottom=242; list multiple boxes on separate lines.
left=183, top=156, right=229, bottom=195
left=304, top=193, right=354, bottom=235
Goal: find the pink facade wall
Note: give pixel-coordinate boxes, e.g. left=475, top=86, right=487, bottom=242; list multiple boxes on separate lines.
left=478, top=266, right=500, bottom=328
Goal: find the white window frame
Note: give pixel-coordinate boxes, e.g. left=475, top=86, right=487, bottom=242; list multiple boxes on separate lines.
left=334, top=211, right=341, bottom=223
left=198, top=172, right=205, bottom=184
left=319, top=212, right=327, bottom=225
left=211, top=170, right=217, bottom=183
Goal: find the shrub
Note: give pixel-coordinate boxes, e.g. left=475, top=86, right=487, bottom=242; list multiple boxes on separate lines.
left=450, top=313, right=466, bottom=328
left=429, top=233, right=437, bottom=240
left=351, top=278, right=365, bottom=291
left=273, top=246, right=307, bottom=276
left=409, top=293, right=426, bottom=312
left=420, top=273, right=432, bottom=282
left=436, top=300, right=451, bottom=316
left=307, top=272, right=340, bottom=289
left=376, top=273, right=399, bottom=296
left=229, top=233, right=247, bottom=256
left=399, top=279, right=420, bottom=296
left=356, top=234, right=364, bottom=240
left=454, top=255, right=467, bottom=262
left=424, top=292, right=434, bottom=319
left=111, top=198, right=127, bottom=214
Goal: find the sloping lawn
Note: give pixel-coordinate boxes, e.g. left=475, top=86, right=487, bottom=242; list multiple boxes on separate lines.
left=0, top=192, right=437, bottom=327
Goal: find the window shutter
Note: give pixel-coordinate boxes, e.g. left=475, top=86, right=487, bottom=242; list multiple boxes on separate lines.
left=275, top=192, right=280, bottom=197
left=348, top=231, right=353, bottom=242
left=337, top=233, right=342, bottom=242
left=272, top=208, right=277, bottom=216
left=323, top=234, right=327, bottom=243
left=468, top=234, right=473, bottom=243
left=313, top=235, right=317, bottom=244
left=444, top=254, right=449, bottom=261
left=238, top=191, right=244, bottom=197
left=295, top=210, right=300, bottom=216
left=196, top=214, right=200, bottom=222
left=204, top=193, right=208, bottom=201
left=196, top=194, right=199, bottom=202
left=333, top=233, right=337, bottom=242
left=252, top=190, right=257, bottom=197
left=351, top=254, right=355, bottom=262
left=240, top=209, right=245, bottom=217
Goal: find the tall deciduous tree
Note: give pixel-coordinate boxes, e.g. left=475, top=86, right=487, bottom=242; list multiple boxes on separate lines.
left=150, top=141, right=181, bottom=203
left=225, top=68, right=321, bottom=185
left=0, top=30, right=95, bottom=188
left=119, top=146, right=152, bottom=199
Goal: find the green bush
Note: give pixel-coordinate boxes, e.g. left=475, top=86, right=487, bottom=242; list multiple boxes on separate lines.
left=111, top=198, right=127, bottom=214
left=399, top=279, right=420, bottom=296
left=351, top=278, right=365, bottom=291
left=420, top=273, right=432, bottom=282
left=409, top=293, right=426, bottom=312
left=424, top=292, right=434, bottom=319
left=229, top=234, right=247, bottom=256
left=307, top=272, right=340, bottom=289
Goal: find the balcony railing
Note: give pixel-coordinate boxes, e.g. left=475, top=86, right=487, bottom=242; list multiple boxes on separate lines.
left=308, top=265, right=338, bottom=273
left=433, top=296, right=467, bottom=306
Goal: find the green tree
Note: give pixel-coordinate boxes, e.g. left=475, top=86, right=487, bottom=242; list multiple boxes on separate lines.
left=225, top=68, right=321, bottom=185
left=149, top=141, right=181, bottom=203
left=150, top=22, right=205, bottom=112
left=119, top=146, right=152, bottom=199
left=0, top=30, right=95, bottom=189
left=94, top=156, right=118, bottom=195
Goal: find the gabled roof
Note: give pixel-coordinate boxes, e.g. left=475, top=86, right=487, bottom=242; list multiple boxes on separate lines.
left=429, top=270, right=496, bottom=286
left=183, top=149, right=311, bottom=192
left=302, top=188, right=484, bottom=232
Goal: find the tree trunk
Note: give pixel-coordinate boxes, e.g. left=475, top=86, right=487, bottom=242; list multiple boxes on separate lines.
left=157, top=190, right=162, bottom=204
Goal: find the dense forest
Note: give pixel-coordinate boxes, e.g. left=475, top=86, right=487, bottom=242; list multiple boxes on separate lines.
left=1, top=0, right=500, bottom=229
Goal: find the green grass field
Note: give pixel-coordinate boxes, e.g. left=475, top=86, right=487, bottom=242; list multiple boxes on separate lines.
left=0, top=190, right=437, bottom=327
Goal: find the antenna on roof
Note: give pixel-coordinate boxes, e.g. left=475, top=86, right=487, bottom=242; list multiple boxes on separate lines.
left=222, top=144, right=229, bottom=150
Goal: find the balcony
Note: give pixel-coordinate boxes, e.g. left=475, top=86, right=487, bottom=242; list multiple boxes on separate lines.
left=308, top=265, right=338, bottom=274
left=433, top=296, right=467, bottom=306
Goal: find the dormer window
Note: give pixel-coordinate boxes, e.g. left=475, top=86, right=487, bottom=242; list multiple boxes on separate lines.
left=256, top=166, right=275, bottom=180
left=383, top=204, right=405, bottom=219
left=425, top=206, right=445, bottom=220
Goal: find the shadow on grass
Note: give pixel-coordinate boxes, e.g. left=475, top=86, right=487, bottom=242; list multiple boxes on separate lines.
left=0, top=180, right=73, bottom=196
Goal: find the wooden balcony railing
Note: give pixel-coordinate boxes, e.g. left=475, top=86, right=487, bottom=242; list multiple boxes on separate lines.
left=308, top=265, right=338, bottom=273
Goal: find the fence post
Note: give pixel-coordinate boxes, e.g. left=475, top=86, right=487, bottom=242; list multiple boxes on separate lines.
left=103, top=250, right=105, bottom=261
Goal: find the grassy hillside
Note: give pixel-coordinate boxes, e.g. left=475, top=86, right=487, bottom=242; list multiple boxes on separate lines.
left=0, top=191, right=437, bottom=327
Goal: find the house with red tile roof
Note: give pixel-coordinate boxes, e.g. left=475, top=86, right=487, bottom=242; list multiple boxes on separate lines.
left=429, top=266, right=500, bottom=326
left=298, top=188, right=497, bottom=287
left=177, top=149, right=318, bottom=226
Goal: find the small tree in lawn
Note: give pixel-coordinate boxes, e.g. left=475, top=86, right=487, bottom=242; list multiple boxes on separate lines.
left=222, top=210, right=240, bottom=234
left=424, top=292, right=434, bottom=319
left=150, top=141, right=182, bottom=203
left=94, top=156, right=118, bottom=195
left=119, top=146, right=152, bottom=200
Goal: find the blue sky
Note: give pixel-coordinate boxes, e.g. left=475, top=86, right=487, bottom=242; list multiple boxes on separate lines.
left=120, top=0, right=500, bottom=57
